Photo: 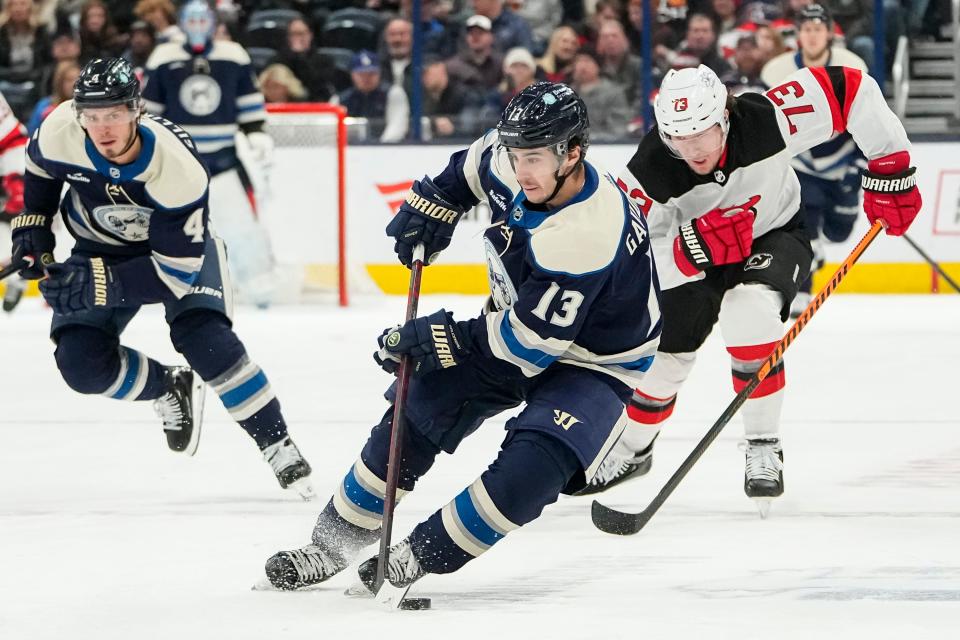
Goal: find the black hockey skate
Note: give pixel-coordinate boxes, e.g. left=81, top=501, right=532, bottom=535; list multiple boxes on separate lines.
left=262, top=436, right=315, bottom=500
left=153, top=367, right=205, bottom=456
left=356, top=538, right=428, bottom=596
left=574, top=438, right=656, bottom=496
left=2, top=276, right=25, bottom=312
left=743, top=437, right=784, bottom=519
left=264, top=545, right=347, bottom=590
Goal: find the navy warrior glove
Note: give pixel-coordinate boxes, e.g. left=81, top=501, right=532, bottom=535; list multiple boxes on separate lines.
left=386, top=176, right=465, bottom=267
left=10, top=212, right=56, bottom=279
left=374, top=309, right=470, bottom=377
left=39, top=255, right=125, bottom=315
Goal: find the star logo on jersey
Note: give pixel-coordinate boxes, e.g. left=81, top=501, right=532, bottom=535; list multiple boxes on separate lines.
left=553, top=410, right=581, bottom=431
left=672, top=97, right=688, bottom=112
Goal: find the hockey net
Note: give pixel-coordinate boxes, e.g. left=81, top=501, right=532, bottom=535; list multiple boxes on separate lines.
left=261, top=103, right=352, bottom=305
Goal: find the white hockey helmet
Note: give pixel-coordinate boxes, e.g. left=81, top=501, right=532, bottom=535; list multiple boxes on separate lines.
left=654, top=65, right=729, bottom=155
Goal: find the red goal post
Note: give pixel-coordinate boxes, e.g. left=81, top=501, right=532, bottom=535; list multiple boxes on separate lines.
left=264, top=103, right=349, bottom=306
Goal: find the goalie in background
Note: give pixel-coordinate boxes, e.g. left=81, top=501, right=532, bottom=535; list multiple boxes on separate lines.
left=142, top=0, right=278, bottom=307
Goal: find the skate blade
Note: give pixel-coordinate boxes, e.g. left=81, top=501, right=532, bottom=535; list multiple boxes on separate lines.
left=287, top=477, right=316, bottom=501
left=753, top=497, right=774, bottom=519
left=183, top=377, right=206, bottom=457
left=344, top=580, right=374, bottom=598
left=375, top=581, right=412, bottom=610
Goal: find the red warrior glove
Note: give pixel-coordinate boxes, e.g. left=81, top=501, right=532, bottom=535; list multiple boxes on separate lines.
left=2, top=173, right=24, bottom=215
left=862, top=151, right=922, bottom=236
left=673, top=206, right=755, bottom=277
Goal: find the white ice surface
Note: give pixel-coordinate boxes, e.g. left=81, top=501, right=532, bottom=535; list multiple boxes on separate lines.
left=2, top=294, right=959, bottom=639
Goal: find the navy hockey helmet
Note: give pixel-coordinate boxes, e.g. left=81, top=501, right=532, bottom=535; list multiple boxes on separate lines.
left=497, top=82, right=590, bottom=157
left=797, top=3, right=833, bottom=29
left=74, top=57, right=141, bottom=111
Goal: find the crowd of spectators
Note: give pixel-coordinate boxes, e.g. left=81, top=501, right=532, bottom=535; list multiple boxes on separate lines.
left=0, top=0, right=950, bottom=142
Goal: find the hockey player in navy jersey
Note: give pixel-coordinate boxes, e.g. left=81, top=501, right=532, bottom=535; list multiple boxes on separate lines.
left=264, top=82, right=662, bottom=590
left=142, top=0, right=276, bottom=307
left=10, top=58, right=314, bottom=498
left=586, top=63, right=921, bottom=515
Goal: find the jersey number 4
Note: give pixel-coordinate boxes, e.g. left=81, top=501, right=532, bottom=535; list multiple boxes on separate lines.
left=765, top=81, right=815, bottom=135
left=183, top=208, right=204, bottom=243
left=532, top=282, right=584, bottom=328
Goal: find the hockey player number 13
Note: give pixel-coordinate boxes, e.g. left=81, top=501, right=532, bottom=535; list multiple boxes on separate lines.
left=765, top=80, right=815, bottom=135
left=531, top=282, right=584, bottom=328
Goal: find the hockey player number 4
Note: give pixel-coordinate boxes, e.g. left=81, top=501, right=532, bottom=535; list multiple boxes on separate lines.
left=183, top=209, right=204, bottom=243
left=531, top=282, right=584, bottom=328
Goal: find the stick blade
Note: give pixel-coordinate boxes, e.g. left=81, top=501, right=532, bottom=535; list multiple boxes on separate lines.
left=591, top=500, right=647, bottom=535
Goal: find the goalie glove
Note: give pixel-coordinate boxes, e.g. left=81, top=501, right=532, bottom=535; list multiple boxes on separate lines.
left=862, top=151, right=922, bottom=236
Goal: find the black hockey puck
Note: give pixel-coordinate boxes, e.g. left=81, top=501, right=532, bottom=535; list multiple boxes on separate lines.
left=399, top=597, right=431, bottom=610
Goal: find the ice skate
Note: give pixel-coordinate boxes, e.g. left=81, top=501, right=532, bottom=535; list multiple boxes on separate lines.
left=355, top=538, right=427, bottom=606
left=2, top=275, right=25, bottom=312
left=574, top=438, right=655, bottom=496
left=154, top=366, right=205, bottom=456
left=264, top=544, right=346, bottom=590
left=262, top=436, right=315, bottom=500
left=742, top=436, right=784, bottom=518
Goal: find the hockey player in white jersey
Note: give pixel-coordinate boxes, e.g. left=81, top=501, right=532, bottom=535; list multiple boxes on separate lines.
left=263, top=82, right=662, bottom=591
left=0, top=89, right=28, bottom=311
left=142, top=0, right=276, bottom=307
left=585, top=63, right=921, bottom=516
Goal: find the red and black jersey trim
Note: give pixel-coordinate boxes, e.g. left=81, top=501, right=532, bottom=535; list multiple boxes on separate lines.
left=807, top=66, right=864, bottom=136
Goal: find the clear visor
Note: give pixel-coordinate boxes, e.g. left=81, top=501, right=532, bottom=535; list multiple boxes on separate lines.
left=659, top=122, right=727, bottom=161
left=76, top=104, right=139, bottom=128
left=498, top=145, right=563, bottom=183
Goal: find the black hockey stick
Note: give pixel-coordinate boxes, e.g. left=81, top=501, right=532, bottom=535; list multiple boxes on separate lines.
left=373, top=243, right=426, bottom=593
left=0, top=258, right=27, bottom=282
left=592, top=219, right=886, bottom=535
left=902, top=233, right=960, bottom=293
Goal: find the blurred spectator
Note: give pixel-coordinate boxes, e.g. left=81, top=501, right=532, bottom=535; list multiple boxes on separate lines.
left=500, top=45, right=538, bottom=104
left=78, top=0, right=127, bottom=63
left=335, top=50, right=409, bottom=143
left=50, top=25, right=80, bottom=63
left=381, top=17, right=413, bottom=94
left=720, top=34, right=766, bottom=94
left=122, top=20, right=156, bottom=78
left=823, top=0, right=903, bottom=75
left=399, top=0, right=456, bottom=58
left=472, top=0, right=534, bottom=53
left=761, top=3, right=866, bottom=87
left=570, top=49, right=629, bottom=141
left=511, top=0, right=560, bottom=55
left=537, top=25, right=578, bottom=82
left=663, top=13, right=731, bottom=76
left=755, top=24, right=787, bottom=65
left=270, top=17, right=344, bottom=101
left=586, top=0, right=623, bottom=45
left=259, top=63, right=307, bottom=103
left=0, top=0, right=52, bottom=83
left=422, top=58, right=466, bottom=138
left=596, top=19, right=640, bottom=104
left=445, top=15, right=503, bottom=94
left=712, top=0, right=744, bottom=59
left=25, top=59, right=78, bottom=133
left=134, top=0, right=184, bottom=45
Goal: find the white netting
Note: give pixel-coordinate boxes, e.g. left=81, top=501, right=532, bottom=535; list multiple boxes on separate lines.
left=259, top=104, right=353, bottom=304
